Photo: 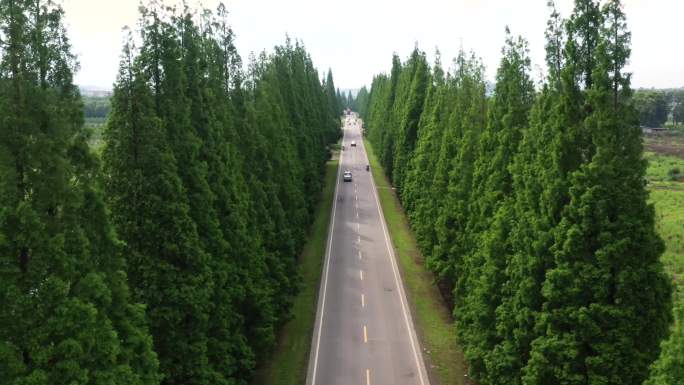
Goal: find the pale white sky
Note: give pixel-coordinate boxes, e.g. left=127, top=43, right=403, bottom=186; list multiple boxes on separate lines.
left=63, top=0, right=684, bottom=90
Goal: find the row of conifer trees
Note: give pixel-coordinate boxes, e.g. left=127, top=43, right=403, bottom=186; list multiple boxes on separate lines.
left=0, top=1, right=340, bottom=384
left=359, top=1, right=674, bottom=384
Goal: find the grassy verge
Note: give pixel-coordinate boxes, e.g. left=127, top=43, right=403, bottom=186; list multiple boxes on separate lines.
left=364, top=138, right=467, bottom=385
left=252, top=153, right=339, bottom=385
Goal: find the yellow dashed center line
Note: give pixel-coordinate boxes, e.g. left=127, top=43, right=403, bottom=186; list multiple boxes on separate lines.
left=360, top=270, right=364, bottom=281
left=366, top=369, right=371, bottom=385
left=363, top=325, right=368, bottom=343
left=361, top=293, right=365, bottom=307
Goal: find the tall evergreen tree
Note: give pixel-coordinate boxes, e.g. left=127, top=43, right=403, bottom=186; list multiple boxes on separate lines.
left=362, top=2, right=673, bottom=384
left=392, top=48, right=430, bottom=194
left=103, top=32, right=213, bottom=385
left=427, top=51, right=486, bottom=295
left=356, top=86, right=370, bottom=118
left=0, top=1, right=159, bottom=384
left=402, top=50, right=445, bottom=217
left=458, top=29, right=535, bottom=384
left=566, top=0, right=602, bottom=90
left=371, top=54, right=402, bottom=176
left=478, top=5, right=572, bottom=385
left=524, top=2, right=672, bottom=383
left=323, top=69, right=341, bottom=140
left=104, top=4, right=340, bottom=383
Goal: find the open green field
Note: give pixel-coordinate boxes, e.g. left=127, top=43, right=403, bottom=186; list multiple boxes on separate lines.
left=364, top=138, right=467, bottom=385
left=645, top=151, right=684, bottom=182
left=85, top=117, right=107, bottom=153
left=646, top=151, right=684, bottom=297
left=646, top=151, right=684, bottom=290
left=645, top=145, right=684, bottom=382
left=652, top=187, right=684, bottom=288
left=253, top=153, right=339, bottom=385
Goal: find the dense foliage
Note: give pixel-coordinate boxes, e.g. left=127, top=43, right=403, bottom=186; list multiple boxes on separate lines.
left=355, top=86, right=370, bottom=118
left=101, top=4, right=340, bottom=385
left=359, top=1, right=673, bottom=384
left=632, top=89, right=684, bottom=128
left=83, top=96, right=112, bottom=119
left=337, top=89, right=356, bottom=112
left=0, top=0, right=161, bottom=384
left=0, top=1, right=339, bottom=385
left=633, top=90, right=670, bottom=128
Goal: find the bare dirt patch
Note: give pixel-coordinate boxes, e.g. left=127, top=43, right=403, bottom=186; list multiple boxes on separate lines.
left=644, top=132, right=684, bottom=158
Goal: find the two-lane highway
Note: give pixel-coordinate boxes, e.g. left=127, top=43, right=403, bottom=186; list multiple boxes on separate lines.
left=306, top=114, right=430, bottom=385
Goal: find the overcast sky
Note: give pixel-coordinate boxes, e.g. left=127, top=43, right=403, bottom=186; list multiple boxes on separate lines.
left=63, top=0, right=684, bottom=90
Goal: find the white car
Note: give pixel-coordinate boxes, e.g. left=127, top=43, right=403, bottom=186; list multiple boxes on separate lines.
left=343, top=170, right=352, bottom=182
left=350, top=141, right=356, bottom=147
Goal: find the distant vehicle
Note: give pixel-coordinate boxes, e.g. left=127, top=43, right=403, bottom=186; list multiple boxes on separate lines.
left=351, top=141, right=356, bottom=147
left=343, top=170, right=352, bottom=182
left=366, top=164, right=370, bottom=171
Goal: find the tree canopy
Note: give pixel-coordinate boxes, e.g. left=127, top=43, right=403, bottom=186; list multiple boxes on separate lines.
left=358, top=1, right=673, bottom=384
left=1, top=1, right=339, bottom=385
left=102, top=5, right=340, bottom=384
left=0, top=1, right=160, bottom=384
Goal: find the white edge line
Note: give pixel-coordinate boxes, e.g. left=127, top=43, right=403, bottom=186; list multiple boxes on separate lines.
left=361, top=136, right=430, bottom=385
left=307, top=123, right=346, bottom=385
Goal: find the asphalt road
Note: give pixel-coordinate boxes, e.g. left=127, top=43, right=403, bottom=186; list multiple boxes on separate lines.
left=306, top=114, right=430, bottom=385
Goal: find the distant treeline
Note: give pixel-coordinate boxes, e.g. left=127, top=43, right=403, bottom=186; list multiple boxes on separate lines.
left=83, top=96, right=112, bottom=119
left=358, top=1, right=675, bottom=384
left=0, top=1, right=340, bottom=385
left=337, top=88, right=357, bottom=112
left=633, top=89, right=684, bottom=128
